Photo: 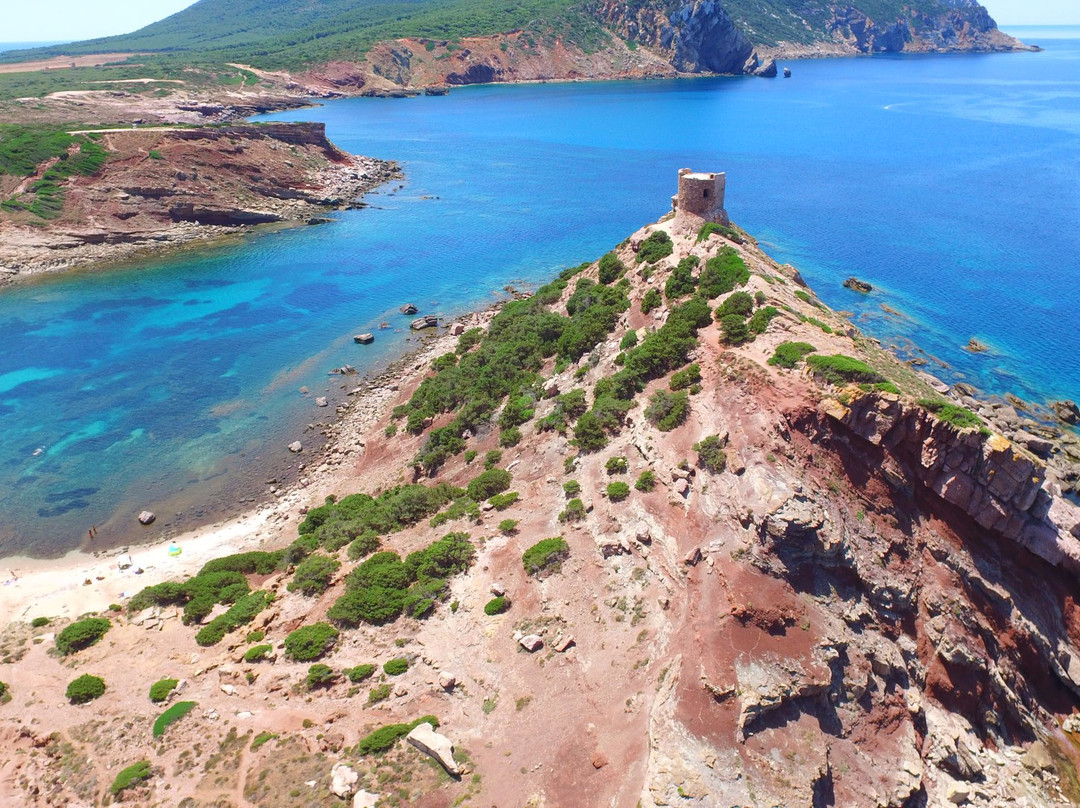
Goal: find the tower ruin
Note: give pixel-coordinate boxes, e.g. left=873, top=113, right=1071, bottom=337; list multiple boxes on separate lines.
left=671, top=168, right=728, bottom=231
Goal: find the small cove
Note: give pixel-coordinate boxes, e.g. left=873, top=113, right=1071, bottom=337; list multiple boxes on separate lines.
left=1, top=32, right=1079, bottom=557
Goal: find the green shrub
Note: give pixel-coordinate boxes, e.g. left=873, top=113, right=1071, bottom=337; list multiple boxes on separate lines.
left=198, top=551, right=281, bottom=576
left=715, top=291, right=754, bottom=319
left=345, top=664, right=376, bottom=683
left=66, top=674, right=105, bottom=704
left=31, top=616, right=50, bottom=628
left=794, top=289, right=813, bottom=304
left=597, top=251, right=625, bottom=284
left=484, top=595, right=510, bottom=615
left=55, top=617, right=110, bottom=655
left=606, top=482, right=631, bottom=502
left=669, top=363, right=701, bottom=391
left=635, top=470, right=657, bottom=492
left=499, top=426, right=522, bottom=447
left=347, top=531, right=381, bottom=560
left=152, top=701, right=196, bottom=738
left=694, top=435, right=728, bottom=473
left=307, top=664, right=337, bottom=689
left=251, top=731, right=278, bottom=750
left=464, top=449, right=478, bottom=464
left=284, top=623, right=339, bottom=662
left=244, top=644, right=273, bottom=662
left=620, top=330, right=638, bottom=350
left=605, top=456, right=628, bottom=474
left=498, top=518, right=519, bottom=534
left=110, top=760, right=152, bottom=796
left=523, top=537, right=570, bottom=576
left=805, top=354, right=885, bottom=386
left=696, top=221, right=743, bottom=244
left=488, top=491, right=519, bottom=510
left=288, top=553, right=341, bottom=597
left=383, top=657, right=409, bottom=676
left=645, top=390, right=690, bottom=431
left=148, top=678, right=178, bottom=703
left=357, top=716, right=439, bottom=755
left=194, top=590, right=272, bottom=647
left=719, top=314, right=750, bottom=345
left=432, top=352, right=458, bottom=372
left=699, top=247, right=750, bottom=299
left=747, top=306, right=780, bottom=335
left=641, top=288, right=662, bottom=314
left=559, top=498, right=587, bottom=523
left=769, top=342, right=816, bottom=369
left=246, top=629, right=265, bottom=642
left=563, top=479, right=581, bottom=497
left=368, top=683, right=392, bottom=704
left=467, top=468, right=512, bottom=501
left=665, top=255, right=699, bottom=300
left=329, top=585, right=406, bottom=626
left=456, top=327, right=483, bottom=354
left=807, top=316, right=833, bottom=334
left=917, top=399, right=983, bottom=429
left=637, top=231, right=673, bottom=264
left=572, top=410, right=608, bottom=452
left=0, top=680, right=8, bottom=700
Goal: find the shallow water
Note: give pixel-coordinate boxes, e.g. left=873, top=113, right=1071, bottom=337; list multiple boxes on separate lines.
left=1, top=31, right=1078, bottom=557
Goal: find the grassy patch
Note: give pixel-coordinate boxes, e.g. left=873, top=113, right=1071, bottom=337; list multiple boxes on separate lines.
left=110, top=760, right=152, bottom=796
left=523, top=536, right=570, bottom=577
left=153, top=701, right=196, bottom=738
left=805, top=354, right=885, bottom=386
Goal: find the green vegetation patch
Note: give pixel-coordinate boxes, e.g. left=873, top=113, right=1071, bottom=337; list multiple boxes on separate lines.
left=307, top=663, right=337, bottom=689
left=244, top=644, right=273, bottom=663
left=153, top=700, right=196, bottom=738
left=288, top=553, right=341, bottom=597
left=194, top=590, right=273, bottom=647
left=148, top=678, right=178, bottom=703
left=769, top=341, right=817, bottom=369
left=284, top=622, right=338, bottom=661
left=484, top=596, right=509, bottom=615
left=523, top=536, right=570, bottom=577
left=250, top=731, right=278, bottom=751
left=635, top=470, right=656, bottom=492
left=637, top=231, right=674, bottom=264
left=694, top=435, right=728, bottom=474
left=917, top=398, right=983, bottom=429
left=645, top=389, right=690, bottom=432
left=55, top=617, right=110, bottom=655
left=66, top=674, right=106, bottom=704
left=357, top=716, right=439, bottom=756
left=110, top=760, right=152, bottom=796
left=699, top=247, right=750, bottom=299
left=345, top=664, right=376, bottom=683
left=805, top=354, right=886, bottom=386
left=606, top=481, right=631, bottom=502
left=383, top=657, right=409, bottom=676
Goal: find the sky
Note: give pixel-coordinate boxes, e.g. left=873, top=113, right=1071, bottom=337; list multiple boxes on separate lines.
left=1, top=0, right=1078, bottom=45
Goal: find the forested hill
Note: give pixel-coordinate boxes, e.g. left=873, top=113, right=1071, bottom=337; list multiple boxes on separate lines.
left=4, top=0, right=1024, bottom=75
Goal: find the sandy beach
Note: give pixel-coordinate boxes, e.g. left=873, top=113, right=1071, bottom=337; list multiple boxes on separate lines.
left=0, top=313, right=489, bottom=628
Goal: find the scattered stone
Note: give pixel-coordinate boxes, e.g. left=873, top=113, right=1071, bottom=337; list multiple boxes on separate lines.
left=315, top=397, right=328, bottom=407
left=945, top=780, right=971, bottom=805
left=675, top=478, right=690, bottom=496
left=439, top=671, right=457, bottom=691
left=406, top=721, right=461, bottom=776
left=490, top=582, right=506, bottom=597
left=330, top=764, right=359, bottom=799
left=843, top=277, right=873, bottom=293
left=1052, top=399, right=1080, bottom=425
left=449, top=322, right=465, bottom=336
left=634, top=521, right=652, bottom=544
left=1021, top=740, right=1054, bottom=772
left=288, top=441, right=303, bottom=453
left=1062, top=714, right=1080, bottom=734
left=519, top=634, right=544, bottom=652
left=219, top=684, right=236, bottom=696
left=353, top=792, right=380, bottom=808
left=591, top=751, right=609, bottom=769
left=353, top=333, right=374, bottom=344
left=321, top=731, right=345, bottom=752
left=138, top=511, right=156, bottom=525
left=554, top=635, right=575, bottom=652
left=684, top=547, right=703, bottom=566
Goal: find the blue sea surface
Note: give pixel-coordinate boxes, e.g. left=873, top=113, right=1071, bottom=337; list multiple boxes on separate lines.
left=1, top=33, right=1078, bottom=556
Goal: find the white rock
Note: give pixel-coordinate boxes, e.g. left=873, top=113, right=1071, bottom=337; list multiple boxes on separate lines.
left=330, top=763, right=359, bottom=799
left=288, top=441, right=303, bottom=453
left=439, top=672, right=457, bottom=690
left=353, top=791, right=380, bottom=808
left=490, top=582, right=506, bottom=597
left=406, top=721, right=461, bottom=776
left=220, top=684, right=237, bottom=696
left=315, top=397, right=328, bottom=407
left=138, top=510, right=156, bottom=525
left=519, top=634, right=544, bottom=652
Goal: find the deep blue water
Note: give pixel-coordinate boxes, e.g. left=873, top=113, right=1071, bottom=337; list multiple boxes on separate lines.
left=1, top=33, right=1079, bottom=557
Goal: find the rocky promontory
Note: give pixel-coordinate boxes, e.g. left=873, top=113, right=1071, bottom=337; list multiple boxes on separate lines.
left=0, top=122, right=400, bottom=281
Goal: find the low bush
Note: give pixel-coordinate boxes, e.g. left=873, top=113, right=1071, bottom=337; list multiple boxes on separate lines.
left=244, top=644, right=273, bottom=663
left=484, top=596, right=509, bottom=615
left=620, top=330, right=638, bottom=350
left=194, top=590, right=273, bottom=647
left=288, top=553, right=341, bottom=597
left=31, top=616, right=50, bottom=628
left=715, top=291, right=754, bottom=319
left=307, top=664, right=337, bottom=689
left=563, top=479, right=581, bottom=498
left=805, top=354, right=885, bottom=386
left=251, top=731, right=278, bottom=751
left=769, top=342, right=817, bottom=369
left=357, top=716, right=439, bottom=755
left=148, top=678, right=178, bottom=703
left=747, top=306, right=780, bottom=335
left=66, top=674, right=106, bottom=704
left=199, top=551, right=281, bottom=577
left=719, top=314, right=750, bottom=345
left=635, top=470, right=656, bottom=492
left=383, top=657, right=409, bottom=676
left=636, top=231, right=673, bottom=264
left=606, top=482, right=631, bottom=502
left=55, top=617, right=110, bottom=655
left=109, top=760, right=152, bottom=796
left=523, top=537, right=570, bottom=577
left=345, top=664, right=376, bottom=683
left=0, top=680, right=8, bottom=700
left=467, top=468, right=512, bottom=501
left=368, top=683, right=392, bottom=704
left=645, top=389, right=690, bottom=432
left=605, top=456, right=628, bottom=475
left=498, top=518, right=519, bottom=534
left=641, top=288, right=662, bottom=314
left=597, top=251, right=625, bottom=284
left=665, top=255, right=699, bottom=300
left=499, top=426, right=522, bottom=447
left=694, top=435, right=728, bottom=473
left=347, top=531, right=381, bottom=560
left=488, top=491, right=519, bottom=510
left=559, top=498, right=587, bottom=523
left=284, top=623, right=339, bottom=662
left=696, top=221, right=743, bottom=244
left=669, top=363, right=701, bottom=391
left=699, top=247, right=750, bottom=299
left=917, top=399, right=983, bottom=429
left=152, top=701, right=196, bottom=738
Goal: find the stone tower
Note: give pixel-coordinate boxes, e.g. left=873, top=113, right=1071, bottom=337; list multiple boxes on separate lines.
left=671, top=168, right=728, bottom=231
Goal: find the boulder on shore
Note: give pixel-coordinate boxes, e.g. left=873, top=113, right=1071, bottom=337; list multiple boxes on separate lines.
left=1052, top=400, right=1080, bottom=425
left=138, top=511, right=156, bottom=525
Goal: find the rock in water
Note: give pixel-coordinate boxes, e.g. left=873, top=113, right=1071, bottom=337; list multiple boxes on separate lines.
left=288, top=441, right=303, bottom=453
left=399, top=303, right=418, bottom=315
left=966, top=337, right=989, bottom=353
left=843, top=277, right=873, bottom=293
left=1052, top=399, right=1080, bottom=425
left=138, top=511, right=156, bottom=525
left=406, top=721, right=461, bottom=776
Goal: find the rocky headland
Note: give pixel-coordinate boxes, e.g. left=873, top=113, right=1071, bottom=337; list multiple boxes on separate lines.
left=0, top=122, right=400, bottom=281
left=1, top=180, right=1079, bottom=806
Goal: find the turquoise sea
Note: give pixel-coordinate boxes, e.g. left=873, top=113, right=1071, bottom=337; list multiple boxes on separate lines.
left=1, top=29, right=1079, bottom=557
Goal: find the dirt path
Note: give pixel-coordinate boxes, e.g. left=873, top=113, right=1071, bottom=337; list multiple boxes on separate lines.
left=0, top=53, right=137, bottom=74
